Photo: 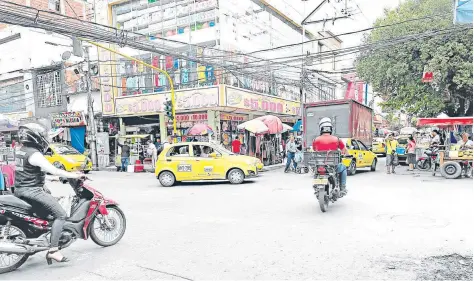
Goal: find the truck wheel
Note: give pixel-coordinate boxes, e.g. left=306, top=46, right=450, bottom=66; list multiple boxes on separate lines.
left=440, top=162, right=462, bottom=179
left=348, top=160, right=356, bottom=176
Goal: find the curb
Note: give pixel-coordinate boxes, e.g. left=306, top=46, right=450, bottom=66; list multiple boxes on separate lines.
left=262, top=163, right=285, bottom=172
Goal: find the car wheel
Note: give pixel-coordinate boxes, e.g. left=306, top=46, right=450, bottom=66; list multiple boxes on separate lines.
left=348, top=160, right=357, bottom=176
left=158, top=171, right=176, bottom=187
left=370, top=159, right=377, bottom=171
left=83, top=170, right=90, bottom=174
left=228, top=168, right=245, bottom=184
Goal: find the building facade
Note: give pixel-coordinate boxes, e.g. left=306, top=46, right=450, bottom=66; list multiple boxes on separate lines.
left=94, top=0, right=343, bottom=143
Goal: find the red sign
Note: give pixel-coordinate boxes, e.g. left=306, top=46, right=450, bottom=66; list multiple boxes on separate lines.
left=220, top=113, right=247, bottom=121
left=175, top=113, right=208, bottom=122
left=422, top=72, right=433, bottom=83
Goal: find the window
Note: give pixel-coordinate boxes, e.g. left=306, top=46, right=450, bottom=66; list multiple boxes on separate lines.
left=48, top=0, right=60, bottom=12
left=167, top=145, right=190, bottom=157
left=350, top=140, right=360, bottom=150
left=36, top=70, right=62, bottom=108
left=193, top=145, right=216, bottom=158
left=357, top=141, right=368, bottom=151
left=45, top=147, right=54, bottom=156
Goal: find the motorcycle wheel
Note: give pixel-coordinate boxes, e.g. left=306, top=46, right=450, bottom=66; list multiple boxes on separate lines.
left=0, top=224, right=29, bottom=274
left=416, top=160, right=431, bottom=171
left=317, top=187, right=328, bottom=213
left=90, top=206, right=127, bottom=247
left=304, top=167, right=309, bottom=173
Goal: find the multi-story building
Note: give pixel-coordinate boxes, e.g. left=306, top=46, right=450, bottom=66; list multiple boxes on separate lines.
left=96, top=0, right=343, bottom=141
left=0, top=0, right=96, bottom=151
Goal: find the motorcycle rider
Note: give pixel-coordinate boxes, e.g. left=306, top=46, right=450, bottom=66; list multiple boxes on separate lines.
left=312, top=117, right=348, bottom=196
left=14, top=123, right=84, bottom=265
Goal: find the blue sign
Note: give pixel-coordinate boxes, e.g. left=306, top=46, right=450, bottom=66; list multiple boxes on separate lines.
left=454, top=0, right=473, bottom=24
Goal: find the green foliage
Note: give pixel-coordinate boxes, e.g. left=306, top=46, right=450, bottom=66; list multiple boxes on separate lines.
left=356, top=0, right=473, bottom=117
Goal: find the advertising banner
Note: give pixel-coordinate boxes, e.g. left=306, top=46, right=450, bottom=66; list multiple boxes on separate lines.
left=114, top=86, right=219, bottom=116
left=51, top=111, right=86, bottom=127
left=225, top=86, right=300, bottom=116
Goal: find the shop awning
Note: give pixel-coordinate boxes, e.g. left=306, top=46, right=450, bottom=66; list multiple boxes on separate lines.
left=417, top=117, right=473, bottom=127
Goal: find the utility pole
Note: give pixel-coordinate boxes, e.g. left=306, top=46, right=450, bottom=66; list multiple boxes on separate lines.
left=84, top=46, right=98, bottom=170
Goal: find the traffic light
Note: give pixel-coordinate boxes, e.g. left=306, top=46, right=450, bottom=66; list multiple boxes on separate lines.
left=163, top=99, right=173, bottom=120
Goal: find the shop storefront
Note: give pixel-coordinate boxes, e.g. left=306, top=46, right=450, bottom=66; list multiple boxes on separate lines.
left=50, top=111, right=87, bottom=153
left=108, top=85, right=300, bottom=154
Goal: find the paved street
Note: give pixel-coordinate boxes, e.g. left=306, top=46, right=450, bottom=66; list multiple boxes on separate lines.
left=3, top=159, right=473, bottom=280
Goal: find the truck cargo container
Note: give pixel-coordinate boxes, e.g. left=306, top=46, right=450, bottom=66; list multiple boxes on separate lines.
left=303, top=99, right=373, bottom=148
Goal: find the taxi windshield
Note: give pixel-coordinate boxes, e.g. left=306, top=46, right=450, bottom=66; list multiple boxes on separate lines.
left=54, top=145, right=80, bottom=155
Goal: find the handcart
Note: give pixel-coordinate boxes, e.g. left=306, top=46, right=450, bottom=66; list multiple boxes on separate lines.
left=294, top=150, right=309, bottom=174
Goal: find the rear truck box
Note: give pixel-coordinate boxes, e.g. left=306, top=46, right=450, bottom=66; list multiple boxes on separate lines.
left=303, top=99, right=373, bottom=148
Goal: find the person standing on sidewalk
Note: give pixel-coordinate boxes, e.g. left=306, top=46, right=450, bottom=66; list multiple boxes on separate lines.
left=385, top=134, right=398, bottom=174
left=231, top=136, right=241, bottom=154
left=406, top=135, right=416, bottom=171
left=118, top=140, right=131, bottom=172
left=284, top=135, right=298, bottom=172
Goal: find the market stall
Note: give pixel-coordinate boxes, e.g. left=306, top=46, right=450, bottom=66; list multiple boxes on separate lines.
left=238, top=115, right=284, bottom=166
left=417, top=117, right=473, bottom=179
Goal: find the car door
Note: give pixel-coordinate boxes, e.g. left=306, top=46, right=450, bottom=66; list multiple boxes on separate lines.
left=356, top=140, right=371, bottom=167
left=349, top=139, right=364, bottom=167
left=164, top=144, right=194, bottom=181
left=191, top=144, right=225, bottom=180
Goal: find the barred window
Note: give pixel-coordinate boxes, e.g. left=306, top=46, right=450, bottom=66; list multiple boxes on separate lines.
left=36, top=70, right=62, bottom=108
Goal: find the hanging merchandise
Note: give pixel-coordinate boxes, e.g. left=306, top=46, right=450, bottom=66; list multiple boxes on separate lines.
left=181, top=68, right=189, bottom=84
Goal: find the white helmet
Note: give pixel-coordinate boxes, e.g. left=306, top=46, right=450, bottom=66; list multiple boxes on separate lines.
left=319, top=117, right=333, bottom=134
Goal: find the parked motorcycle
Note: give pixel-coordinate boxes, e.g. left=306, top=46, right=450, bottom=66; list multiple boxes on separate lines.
left=416, top=147, right=439, bottom=172
left=0, top=178, right=126, bottom=273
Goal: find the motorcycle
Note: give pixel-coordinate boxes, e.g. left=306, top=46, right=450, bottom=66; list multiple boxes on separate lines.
left=311, top=151, right=349, bottom=213
left=416, top=147, right=439, bottom=172
left=0, top=177, right=126, bottom=274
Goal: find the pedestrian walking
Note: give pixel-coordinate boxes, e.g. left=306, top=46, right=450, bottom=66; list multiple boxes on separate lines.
left=406, top=135, right=416, bottom=171
left=284, top=135, right=298, bottom=172
left=117, top=140, right=131, bottom=172
left=147, top=140, right=157, bottom=169
left=385, top=133, right=398, bottom=174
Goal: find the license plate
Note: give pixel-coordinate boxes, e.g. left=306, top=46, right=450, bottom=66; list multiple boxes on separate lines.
left=313, top=178, right=328, bottom=185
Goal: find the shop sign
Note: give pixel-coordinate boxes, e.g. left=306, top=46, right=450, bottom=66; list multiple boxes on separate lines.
left=225, top=86, right=301, bottom=116
left=220, top=113, right=247, bottom=121
left=280, top=117, right=296, bottom=123
left=115, top=86, right=219, bottom=116
left=51, top=112, right=86, bottom=127
left=176, top=113, right=208, bottom=122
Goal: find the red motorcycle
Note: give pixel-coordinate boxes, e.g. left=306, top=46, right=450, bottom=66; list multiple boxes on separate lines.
left=0, top=178, right=126, bottom=273
left=416, top=147, right=439, bottom=172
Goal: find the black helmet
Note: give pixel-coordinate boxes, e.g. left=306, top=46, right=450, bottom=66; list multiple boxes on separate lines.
left=18, top=123, right=50, bottom=152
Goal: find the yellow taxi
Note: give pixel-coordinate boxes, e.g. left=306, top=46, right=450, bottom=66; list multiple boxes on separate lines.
left=341, top=138, right=378, bottom=175
left=372, top=137, right=386, bottom=156
left=44, top=143, right=92, bottom=173
left=155, top=142, right=262, bottom=186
